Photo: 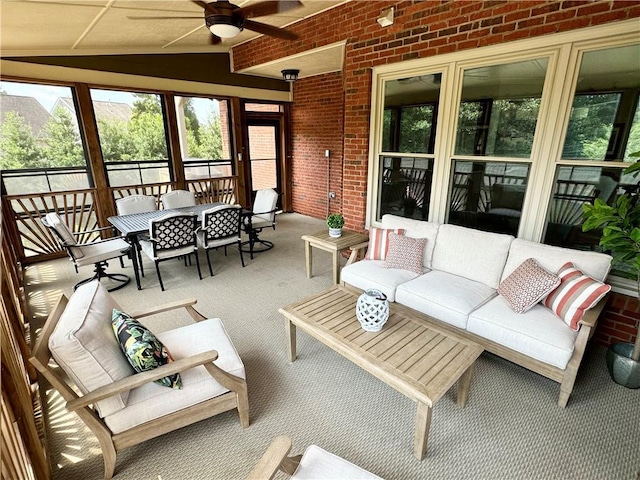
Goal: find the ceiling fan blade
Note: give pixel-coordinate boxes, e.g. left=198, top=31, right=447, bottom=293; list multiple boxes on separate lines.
left=243, top=19, right=298, bottom=40
left=127, top=16, right=202, bottom=20
left=240, top=0, right=303, bottom=19
left=210, top=33, right=222, bottom=45
left=191, top=0, right=212, bottom=11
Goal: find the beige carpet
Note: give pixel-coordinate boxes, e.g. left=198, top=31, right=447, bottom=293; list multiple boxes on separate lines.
left=26, top=213, right=640, bottom=480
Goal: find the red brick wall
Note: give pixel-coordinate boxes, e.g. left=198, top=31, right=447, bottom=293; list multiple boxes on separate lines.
left=233, top=0, right=640, bottom=347
left=291, top=73, right=344, bottom=219
left=597, top=293, right=639, bottom=348
left=234, top=0, right=640, bottom=231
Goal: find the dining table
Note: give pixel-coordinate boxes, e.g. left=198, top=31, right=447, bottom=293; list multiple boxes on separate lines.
left=109, top=202, right=233, bottom=290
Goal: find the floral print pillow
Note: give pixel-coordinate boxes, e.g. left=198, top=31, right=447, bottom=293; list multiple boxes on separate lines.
left=112, top=309, right=182, bottom=389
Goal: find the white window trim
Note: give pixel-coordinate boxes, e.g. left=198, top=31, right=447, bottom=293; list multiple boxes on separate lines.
left=367, top=19, right=640, bottom=295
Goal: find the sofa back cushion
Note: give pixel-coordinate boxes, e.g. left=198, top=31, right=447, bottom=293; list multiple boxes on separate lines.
left=502, top=239, right=612, bottom=282
left=431, top=224, right=514, bottom=288
left=49, top=281, right=134, bottom=417
left=381, top=214, right=439, bottom=268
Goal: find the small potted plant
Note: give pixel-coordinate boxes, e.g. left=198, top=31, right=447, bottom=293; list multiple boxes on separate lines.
left=582, top=155, right=640, bottom=388
left=327, top=213, right=345, bottom=238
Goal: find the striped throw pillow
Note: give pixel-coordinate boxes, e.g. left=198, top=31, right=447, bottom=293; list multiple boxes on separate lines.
left=365, top=227, right=405, bottom=261
left=544, top=262, right=611, bottom=330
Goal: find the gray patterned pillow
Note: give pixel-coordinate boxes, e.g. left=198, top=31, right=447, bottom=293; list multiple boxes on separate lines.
left=383, top=233, right=426, bottom=274
left=498, top=258, right=560, bottom=314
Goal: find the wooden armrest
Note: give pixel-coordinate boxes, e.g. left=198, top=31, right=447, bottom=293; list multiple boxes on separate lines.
left=66, top=350, right=218, bottom=411
left=345, top=240, right=369, bottom=267
left=247, top=436, right=299, bottom=480
left=130, top=298, right=198, bottom=319
left=578, top=294, right=608, bottom=329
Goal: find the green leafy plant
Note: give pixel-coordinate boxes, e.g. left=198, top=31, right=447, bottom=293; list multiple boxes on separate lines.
left=326, top=213, right=345, bottom=229
left=582, top=155, right=640, bottom=361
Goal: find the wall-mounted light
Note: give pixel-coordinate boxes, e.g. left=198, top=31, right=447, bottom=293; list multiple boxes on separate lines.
left=281, top=69, right=300, bottom=82
left=377, top=7, right=394, bottom=27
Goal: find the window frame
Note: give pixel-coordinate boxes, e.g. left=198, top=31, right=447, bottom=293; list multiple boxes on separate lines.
left=367, top=20, right=640, bottom=295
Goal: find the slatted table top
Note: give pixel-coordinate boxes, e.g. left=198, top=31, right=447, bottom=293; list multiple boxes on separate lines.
left=279, top=285, right=484, bottom=407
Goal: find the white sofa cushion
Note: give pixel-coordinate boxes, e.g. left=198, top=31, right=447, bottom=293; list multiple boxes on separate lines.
left=468, top=296, right=578, bottom=369
left=431, top=224, right=513, bottom=288
left=395, top=270, right=496, bottom=329
left=381, top=214, right=439, bottom=268
left=502, top=238, right=612, bottom=282
left=104, top=318, right=245, bottom=434
left=292, top=444, right=383, bottom=480
left=340, top=259, right=422, bottom=302
left=48, top=281, right=133, bottom=417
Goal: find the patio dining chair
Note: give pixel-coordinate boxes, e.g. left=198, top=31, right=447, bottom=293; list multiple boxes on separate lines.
left=161, top=189, right=196, bottom=209
left=30, top=280, right=249, bottom=480
left=197, top=204, right=245, bottom=276
left=242, top=188, right=279, bottom=259
left=115, top=194, right=157, bottom=277
left=248, top=436, right=383, bottom=480
left=138, top=212, right=202, bottom=291
left=42, top=212, right=131, bottom=291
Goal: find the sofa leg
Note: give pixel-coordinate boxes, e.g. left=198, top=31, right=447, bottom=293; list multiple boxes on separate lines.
left=558, top=366, right=578, bottom=408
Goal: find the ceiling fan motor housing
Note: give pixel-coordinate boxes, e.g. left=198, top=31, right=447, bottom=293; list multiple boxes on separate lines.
left=206, top=13, right=243, bottom=31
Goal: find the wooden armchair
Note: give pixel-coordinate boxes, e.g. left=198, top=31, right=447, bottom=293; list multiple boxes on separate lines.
left=247, top=436, right=383, bottom=480
left=30, top=281, right=249, bottom=479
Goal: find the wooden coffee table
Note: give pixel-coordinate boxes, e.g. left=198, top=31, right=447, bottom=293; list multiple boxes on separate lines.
left=279, top=285, right=483, bottom=460
left=301, top=230, right=368, bottom=284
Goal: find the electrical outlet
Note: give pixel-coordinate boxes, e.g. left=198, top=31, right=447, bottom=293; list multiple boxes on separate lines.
left=328, top=192, right=336, bottom=199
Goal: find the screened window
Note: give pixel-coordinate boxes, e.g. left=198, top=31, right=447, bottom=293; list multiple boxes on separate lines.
left=447, top=161, right=530, bottom=236
left=0, top=81, right=89, bottom=194
left=377, top=73, right=440, bottom=221
left=545, top=43, right=640, bottom=279
left=455, top=59, right=547, bottom=158
left=175, top=96, right=233, bottom=180
left=90, top=89, right=170, bottom=187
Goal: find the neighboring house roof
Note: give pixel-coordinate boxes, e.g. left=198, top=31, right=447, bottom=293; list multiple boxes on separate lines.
left=0, top=94, right=51, bottom=136
left=53, top=96, right=132, bottom=123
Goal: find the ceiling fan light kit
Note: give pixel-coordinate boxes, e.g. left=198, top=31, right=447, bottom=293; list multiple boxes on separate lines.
left=208, top=17, right=242, bottom=38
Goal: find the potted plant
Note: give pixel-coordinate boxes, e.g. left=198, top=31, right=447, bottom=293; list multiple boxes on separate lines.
left=327, top=213, right=345, bottom=238
left=403, top=196, right=418, bottom=217
left=582, top=156, right=640, bottom=388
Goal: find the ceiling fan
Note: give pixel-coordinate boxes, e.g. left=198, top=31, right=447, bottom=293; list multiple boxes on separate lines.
left=129, top=0, right=303, bottom=44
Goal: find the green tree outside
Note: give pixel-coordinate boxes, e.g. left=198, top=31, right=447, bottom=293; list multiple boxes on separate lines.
left=0, top=112, right=42, bottom=169
left=41, top=107, right=85, bottom=167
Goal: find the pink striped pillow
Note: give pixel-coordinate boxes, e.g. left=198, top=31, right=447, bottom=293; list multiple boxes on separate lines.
left=544, top=262, right=611, bottom=330
left=365, top=227, right=405, bottom=260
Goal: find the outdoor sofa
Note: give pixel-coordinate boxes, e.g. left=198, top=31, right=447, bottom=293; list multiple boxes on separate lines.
left=340, top=214, right=612, bottom=407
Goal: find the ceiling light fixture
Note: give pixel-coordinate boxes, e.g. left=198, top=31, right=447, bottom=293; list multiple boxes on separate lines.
left=208, top=17, right=242, bottom=38
left=281, top=69, right=300, bottom=82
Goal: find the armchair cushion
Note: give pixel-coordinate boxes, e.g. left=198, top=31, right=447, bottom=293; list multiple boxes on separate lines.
left=48, top=281, right=133, bottom=417
left=112, top=309, right=182, bottom=389
left=292, top=445, right=383, bottom=480
left=103, top=318, right=245, bottom=434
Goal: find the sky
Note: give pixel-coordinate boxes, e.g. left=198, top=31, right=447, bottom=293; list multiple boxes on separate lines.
left=0, top=80, right=218, bottom=123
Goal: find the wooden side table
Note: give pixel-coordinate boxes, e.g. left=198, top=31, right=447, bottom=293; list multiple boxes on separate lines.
left=301, top=230, right=368, bottom=284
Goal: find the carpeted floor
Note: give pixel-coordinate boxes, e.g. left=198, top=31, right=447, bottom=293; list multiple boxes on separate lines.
left=26, top=213, right=639, bottom=480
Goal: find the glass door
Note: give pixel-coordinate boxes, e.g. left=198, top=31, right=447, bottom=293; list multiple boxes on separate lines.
left=246, top=119, right=282, bottom=208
